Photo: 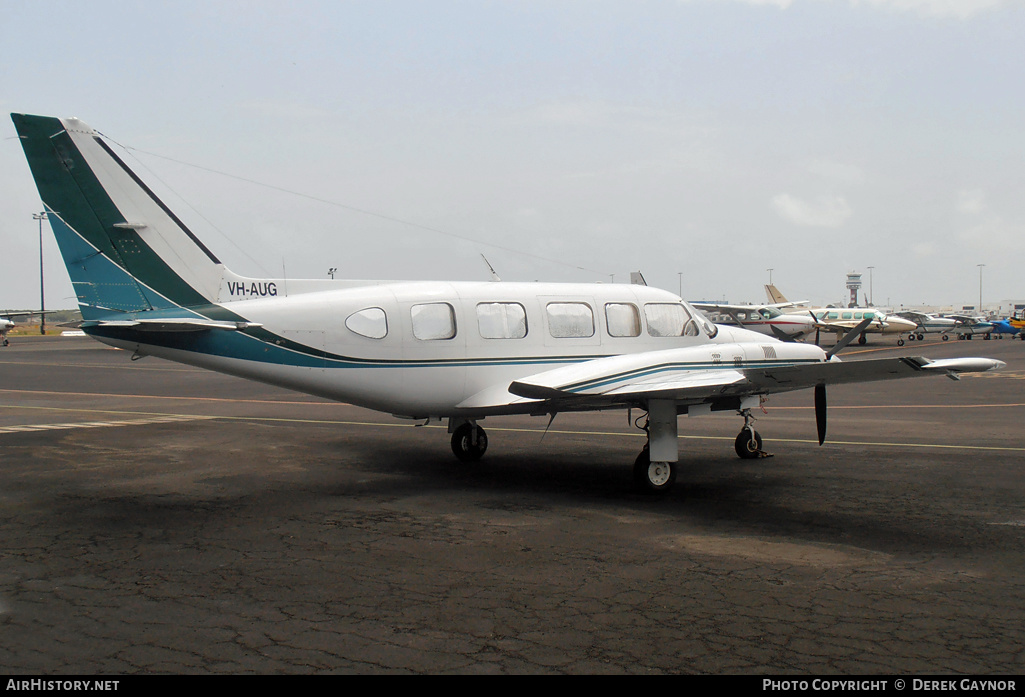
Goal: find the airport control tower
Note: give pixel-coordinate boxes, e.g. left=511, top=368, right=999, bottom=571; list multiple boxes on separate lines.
left=846, top=272, right=862, bottom=308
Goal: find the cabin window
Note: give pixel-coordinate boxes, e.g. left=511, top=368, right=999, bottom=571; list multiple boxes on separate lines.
left=411, top=302, right=456, bottom=341
left=345, top=307, right=388, bottom=339
left=546, top=302, right=595, bottom=338
left=605, top=303, right=641, bottom=337
left=645, top=303, right=701, bottom=337
left=842, top=312, right=853, bottom=320
left=476, top=302, right=527, bottom=339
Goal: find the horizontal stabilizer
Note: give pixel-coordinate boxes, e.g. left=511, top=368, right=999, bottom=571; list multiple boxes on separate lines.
left=84, top=318, right=262, bottom=333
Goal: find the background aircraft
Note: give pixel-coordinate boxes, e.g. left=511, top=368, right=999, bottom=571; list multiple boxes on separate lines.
left=989, top=318, right=1023, bottom=339
left=943, top=315, right=994, bottom=340
left=691, top=302, right=817, bottom=341
left=764, top=284, right=808, bottom=308
left=0, top=310, right=54, bottom=346
left=895, top=311, right=958, bottom=342
left=809, top=308, right=917, bottom=345
left=764, top=285, right=916, bottom=345
left=11, top=113, right=1005, bottom=494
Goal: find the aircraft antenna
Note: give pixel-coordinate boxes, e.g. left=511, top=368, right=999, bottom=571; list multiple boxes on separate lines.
left=481, top=255, right=501, bottom=282
left=104, top=136, right=613, bottom=281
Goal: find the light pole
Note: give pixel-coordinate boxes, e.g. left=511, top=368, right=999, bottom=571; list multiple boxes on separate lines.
left=32, top=212, right=47, bottom=335
left=977, top=264, right=985, bottom=314
left=767, top=268, right=773, bottom=285
left=678, top=272, right=683, bottom=298
left=328, top=267, right=337, bottom=279
left=867, top=266, right=874, bottom=306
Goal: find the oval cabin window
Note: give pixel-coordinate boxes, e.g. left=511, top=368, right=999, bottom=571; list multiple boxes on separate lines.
left=345, top=307, right=388, bottom=339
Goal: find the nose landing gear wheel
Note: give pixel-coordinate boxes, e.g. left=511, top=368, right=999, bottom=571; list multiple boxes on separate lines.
left=633, top=447, right=676, bottom=494
left=451, top=423, right=488, bottom=462
left=735, top=429, right=764, bottom=459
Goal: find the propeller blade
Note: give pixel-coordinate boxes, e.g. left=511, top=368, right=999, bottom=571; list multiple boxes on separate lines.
left=815, top=383, right=827, bottom=445
left=769, top=324, right=796, bottom=342
left=825, top=316, right=874, bottom=359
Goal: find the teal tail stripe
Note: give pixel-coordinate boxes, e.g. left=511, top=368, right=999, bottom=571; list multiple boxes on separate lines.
left=45, top=211, right=176, bottom=319
left=12, top=114, right=209, bottom=312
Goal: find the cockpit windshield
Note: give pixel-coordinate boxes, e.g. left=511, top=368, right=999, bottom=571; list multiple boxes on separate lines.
left=681, top=301, right=718, bottom=338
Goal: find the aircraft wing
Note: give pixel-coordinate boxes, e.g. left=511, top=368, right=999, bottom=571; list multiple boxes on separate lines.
left=0, top=309, right=59, bottom=320
left=691, top=301, right=798, bottom=313
left=897, top=311, right=928, bottom=320
left=456, top=348, right=1003, bottom=412
left=691, top=302, right=750, bottom=313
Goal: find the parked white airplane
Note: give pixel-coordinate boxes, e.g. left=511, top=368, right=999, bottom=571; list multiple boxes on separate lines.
left=11, top=114, right=1005, bottom=493
left=895, top=311, right=959, bottom=342
left=810, top=308, right=918, bottom=345
left=943, top=315, right=994, bottom=340
left=0, top=310, right=54, bottom=346
left=764, top=286, right=916, bottom=345
left=690, top=302, right=817, bottom=341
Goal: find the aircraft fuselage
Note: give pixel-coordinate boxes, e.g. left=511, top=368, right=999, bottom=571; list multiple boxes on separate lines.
left=88, top=281, right=823, bottom=418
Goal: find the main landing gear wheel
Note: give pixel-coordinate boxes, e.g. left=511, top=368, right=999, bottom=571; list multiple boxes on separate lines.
left=451, top=423, right=488, bottom=462
left=633, top=446, right=676, bottom=494
left=897, top=338, right=905, bottom=346
left=735, top=429, right=764, bottom=459
left=942, top=334, right=949, bottom=341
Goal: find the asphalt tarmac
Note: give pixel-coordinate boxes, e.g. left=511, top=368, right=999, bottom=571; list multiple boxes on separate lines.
left=1, top=334, right=1023, bottom=674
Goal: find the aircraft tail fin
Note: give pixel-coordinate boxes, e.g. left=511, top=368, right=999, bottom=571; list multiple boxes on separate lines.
left=12, top=114, right=230, bottom=320
left=765, top=284, right=789, bottom=305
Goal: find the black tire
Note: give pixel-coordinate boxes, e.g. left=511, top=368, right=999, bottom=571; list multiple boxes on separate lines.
left=451, top=423, right=488, bottom=462
left=735, top=430, right=763, bottom=459
left=942, top=334, right=949, bottom=341
left=907, top=333, right=915, bottom=341
left=897, top=339, right=904, bottom=346
left=917, top=333, right=925, bottom=341
left=633, top=447, right=675, bottom=494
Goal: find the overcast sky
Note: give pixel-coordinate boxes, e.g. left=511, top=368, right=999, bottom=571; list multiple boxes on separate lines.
left=2, top=0, right=1023, bottom=312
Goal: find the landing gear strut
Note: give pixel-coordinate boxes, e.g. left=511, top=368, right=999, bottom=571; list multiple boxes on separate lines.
left=633, top=400, right=678, bottom=494
left=735, top=408, right=769, bottom=459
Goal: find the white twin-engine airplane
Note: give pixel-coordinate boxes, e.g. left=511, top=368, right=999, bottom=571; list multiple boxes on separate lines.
left=11, top=114, right=1005, bottom=494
